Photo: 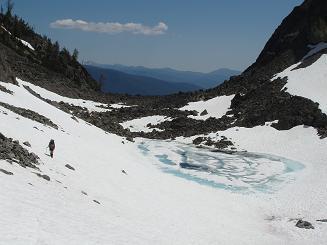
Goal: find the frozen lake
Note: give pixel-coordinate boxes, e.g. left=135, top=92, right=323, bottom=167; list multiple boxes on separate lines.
left=138, top=140, right=304, bottom=193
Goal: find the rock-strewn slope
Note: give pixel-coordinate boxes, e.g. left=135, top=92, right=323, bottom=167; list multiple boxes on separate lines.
left=0, top=101, right=58, bottom=129
left=0, top=132, right=39, bottom=168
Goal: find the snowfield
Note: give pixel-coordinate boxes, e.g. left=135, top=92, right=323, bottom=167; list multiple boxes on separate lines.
left=120, top=115, right=172, bottom=132
left=0, top=78, right=327, bottom=245
left=274, top=45, right=327, bottom=114
left=179, top=95, right=235, bottom=120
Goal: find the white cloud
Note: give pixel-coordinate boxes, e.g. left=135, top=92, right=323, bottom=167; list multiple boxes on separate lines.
left=50, top=19, right=168, bottom=35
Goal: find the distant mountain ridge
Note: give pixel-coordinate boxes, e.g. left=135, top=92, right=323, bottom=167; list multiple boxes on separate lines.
left=84, top=62, right=240, bottom=89
left=85, top=65, right=202, bottom=96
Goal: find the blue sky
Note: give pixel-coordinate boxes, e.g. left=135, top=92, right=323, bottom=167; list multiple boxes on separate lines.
left=12, top=0, right=303, bottom=72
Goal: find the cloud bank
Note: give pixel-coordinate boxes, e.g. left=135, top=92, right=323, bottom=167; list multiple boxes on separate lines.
left=50, top=19, right=168, bottom=35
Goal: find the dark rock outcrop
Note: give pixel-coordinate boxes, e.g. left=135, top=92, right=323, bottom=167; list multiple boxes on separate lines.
left=246, top=0, right=327, bottom=78
left=200, top=109, right=208, bottom=116
left=0, top=132, right=39, bottom=168
left=65, top=164, right=75, bottom=171
left=295, top=220, right=314, bottom=229
left=0, top=101, right=58, bottom=129
left=0, top=168, right=13, bottom=175
left=34, top=173, right=50, bottom=181
left=0, top=84, right=13, bottom=94
left=23, top=141, right=31, bottom=147
left=93, top=199, right=100, bottom=204
left=0, top=45, right=15, bottom=84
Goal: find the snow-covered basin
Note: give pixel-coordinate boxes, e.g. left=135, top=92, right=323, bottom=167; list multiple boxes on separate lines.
left=137, top=139, right=304, bottom=193
left=1, top=78, right=327, bottom=244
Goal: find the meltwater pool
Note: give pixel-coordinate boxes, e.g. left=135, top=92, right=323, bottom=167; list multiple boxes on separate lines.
left=138, top=140, right=304, bottom=193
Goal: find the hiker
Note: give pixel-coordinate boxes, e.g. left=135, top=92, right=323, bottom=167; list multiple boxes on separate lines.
left=48, top=139, right=55, bottom=158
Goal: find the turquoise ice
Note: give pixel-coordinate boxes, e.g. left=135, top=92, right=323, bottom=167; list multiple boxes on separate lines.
left=138, top=141, right=304, bottom=193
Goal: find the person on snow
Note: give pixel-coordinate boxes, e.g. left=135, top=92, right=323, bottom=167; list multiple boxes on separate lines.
left=48, top=139, right=55, bottom=158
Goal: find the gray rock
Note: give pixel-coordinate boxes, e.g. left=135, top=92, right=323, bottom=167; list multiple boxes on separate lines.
left=126, top=137, right=134, bottom=142
left=23, top=141, right=31, bottom=147
left=35, top=173, right=50, bottom=181
left=295, top=220, right=314, bottom=229
left=93, top=199, right=100, bottom=204
left=8, top=153, right=15, bottom=159
left=0, top=168, right=13, bottom=175
left=200, top=109, right=208, bottom=116
left=0, top=132, right=39, bottom=168
left=0, top=102, right=58, bottom=129
left=0, top=84, right=13, bottom=94
left=65, top=164, right=75, bottom=171
left=71, top=116, right=78, bottom=122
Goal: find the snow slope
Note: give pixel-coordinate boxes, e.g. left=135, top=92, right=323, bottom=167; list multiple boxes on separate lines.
left=180, top=95, right=234, bottom=120
left=274, top=45, right=327, bottom=114
left=16, top=79, right=110, bottom=112
left=0, top=78, right=327, bottom=245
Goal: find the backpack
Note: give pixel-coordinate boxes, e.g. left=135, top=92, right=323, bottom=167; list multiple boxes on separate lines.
left=49, top=139, right=55, bottom=150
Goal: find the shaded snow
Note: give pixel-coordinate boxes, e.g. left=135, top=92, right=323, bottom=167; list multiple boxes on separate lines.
left=303, top=42, right=327, bottom=60
left=180, top=95, right=234, bottom=120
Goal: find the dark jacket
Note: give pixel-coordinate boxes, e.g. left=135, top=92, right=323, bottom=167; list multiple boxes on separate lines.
left=49, top=140, right=55, bottom=151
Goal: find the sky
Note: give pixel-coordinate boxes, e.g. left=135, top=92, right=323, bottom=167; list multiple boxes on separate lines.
left=11, top=0, right=303, bottom=72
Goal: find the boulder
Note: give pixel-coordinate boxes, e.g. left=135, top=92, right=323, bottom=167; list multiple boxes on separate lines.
left=0, top=168, right=13, bottom=175
left=65, top=164, right=75, bottom=171
left=200, top=109, right=208, bottom=116
left=295, top=220, right=314, bottom=229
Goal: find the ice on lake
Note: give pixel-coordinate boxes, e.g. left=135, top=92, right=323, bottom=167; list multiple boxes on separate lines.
left=138, top=140, right=304, bottom=193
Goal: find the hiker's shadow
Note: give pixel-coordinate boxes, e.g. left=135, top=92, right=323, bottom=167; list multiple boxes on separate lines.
left=45, top=153, right=51, bottom=157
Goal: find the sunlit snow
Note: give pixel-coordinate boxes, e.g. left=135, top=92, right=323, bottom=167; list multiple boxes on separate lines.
left=180, top=95, right=234, bottom=120
left=274, top=46, right=327, bottom=114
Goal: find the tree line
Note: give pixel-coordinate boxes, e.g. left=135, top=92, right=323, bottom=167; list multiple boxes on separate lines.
left=0, top=0, right=99, bottom=90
